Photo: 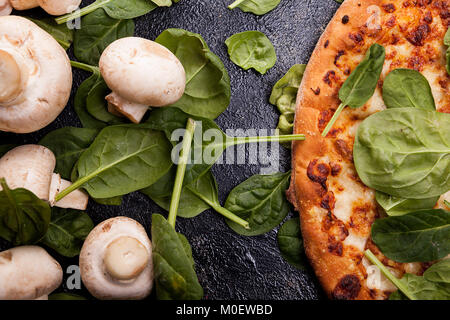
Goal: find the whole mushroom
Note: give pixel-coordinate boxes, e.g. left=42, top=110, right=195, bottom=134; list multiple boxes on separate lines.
left=0, top=246, right=63, bottom=300
left=0, top=0, right=12, bottom=16
left=0, top=16, right=72, bottom=133
left=79, top=217, right=153, bottom=300
left=99, top=37, right=186, bottom=123
left=0, top=144, right=89, bottom=210
left=9, top=0, right=81, bottom=15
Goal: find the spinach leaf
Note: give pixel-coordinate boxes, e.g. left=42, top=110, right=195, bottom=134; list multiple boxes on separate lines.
left=151, top=214, right=203, bottom=300
left=55, top=0, right=171, bottom=24
left=228, top=0, right=281, bottom=15
left=270, top=64, right=305, bottom=138
left=322, top=44, right=385, bottom=136
left=382, top=69, right=435, bottom=110
left=27, top=18, right=74, bottom=50
left=225, top=171, right=291, bottom=236
left=0, top=144, right=16, bottom=157
left=57, top=125, right=172, bottom=200
left=0, top=179, right=51, bottom=245
left=49, top=293, right=87, bottom=300
left=389, top=273, right=450, bottom=300
left=143, top=168, right=209, bottom=218
left=39, top=127, right=99, bottom=180
left=74, top=8, right=134, bottom=66
left=41, top=208, right=93, bottom=258
left=74, top=69, right=108, bottom=129
left=424, top=259, right=450, bottom=284
left=144, top=107, right=304, bottom=188
left=86, top=76, right=124, bottom=124
left=155, top=29, right=231, bottom=119
left=375, top=191, right=439, bottom=216
left=225, top=31, right=277, bottom=74
left=371, top=209, right=450, bottom=263
left=354, top=108, right=450, bottom=199
left=277, top=217, right=305, bottom=269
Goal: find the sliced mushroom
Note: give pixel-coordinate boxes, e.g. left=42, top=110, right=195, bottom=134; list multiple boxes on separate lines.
left=79, top=217, right=153, bottom=300
left=0, top=145, right=88, bottom=210
left=9, top=0, right=80, bottom=15
left=99, top=37, right=186, bottom=123
left=0, top=246, right=63, bottom=300
left=0, top=0, right=12, bottom=16
left=0, top=16, right=72, bottom=133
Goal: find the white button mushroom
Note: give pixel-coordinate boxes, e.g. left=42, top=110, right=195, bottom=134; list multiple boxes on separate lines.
left=0, top=246, right=63, bottom=300
left=0, top=0, right=12, bottom=16
left=99, top=37, right=186, bottom=123
left=0, top=16, right=72, bottom=133
left=79, top=217, right=153, bottom=300
left=0, top=145, right=89, bottom=210
left=9, top=0, right=81, bottom=15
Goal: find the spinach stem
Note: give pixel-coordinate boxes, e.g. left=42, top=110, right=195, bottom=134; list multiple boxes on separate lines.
left=55, top=0, right=108, bottom=25
left=321, top=102, right=345, bottom=137
left=227, top=134, right=305, bottom=148
left=187, top=186, right=250, bottom=229
left=70, top=61, right=99, bottom=74
left=228, top=0, right=246, bottom=9
left=168, top=118, right=196, bottom=228
left=364, top=250, right=416, bottom=300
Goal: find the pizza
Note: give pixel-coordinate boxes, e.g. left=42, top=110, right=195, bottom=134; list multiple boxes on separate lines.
left=287, top=0, right=449, bottom=300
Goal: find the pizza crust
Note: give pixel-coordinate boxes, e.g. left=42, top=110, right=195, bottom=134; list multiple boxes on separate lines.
left=288, top=0, right=449, bottom=300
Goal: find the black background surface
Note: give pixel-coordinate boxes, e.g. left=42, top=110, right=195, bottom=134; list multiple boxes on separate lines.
left=0, top=0, right=341, bottom=300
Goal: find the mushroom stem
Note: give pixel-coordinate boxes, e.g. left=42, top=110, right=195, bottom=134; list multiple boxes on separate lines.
left=104, top=236, right=149, bottom=281
left=0, top=49, right=24, bottom=104
left=106, top=92, right=149, bottom=124
left=168, top=118, right=196, bottom=228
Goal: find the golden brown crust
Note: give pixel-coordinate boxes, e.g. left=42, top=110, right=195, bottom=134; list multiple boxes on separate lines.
left=289, top=0, right=449, bottom=300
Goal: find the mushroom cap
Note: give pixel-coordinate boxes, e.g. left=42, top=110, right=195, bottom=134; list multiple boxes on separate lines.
left=38, top=0, right=81, bottom=15
left=79, top=216, right=154, bottom=300
left=0, top=0, right=12, bottom=16
left=49, top=173, right=89, bottom=210
left=0, top=16, right=72, bottom=133
left=0, top=145, right=56, bottom=200
left=0, top=246, right=63, bottom=300
left=99, top=37, right=186, bottom=107
left=9, top=0, right=39, bottom=10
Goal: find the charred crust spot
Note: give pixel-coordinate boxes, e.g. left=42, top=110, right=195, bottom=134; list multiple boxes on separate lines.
left=328, top=241, right=343, bottom=256
left=334, top=139, right=353, bottom=161
left=386, top=15, right=397, bottom=28
left=382, top=3, right=396, bottom=13
left=344, top=68, right=351, bottom=75
left=349, top=32, right=364, bottom=43
left=342, top=15, right=350, bottom=24
left=318, top=109, right=333, bottom=132
left=324, top=40, right=330, bottom=48
left=323, top=70, right=339, bottom=87
left=321, top=191, right=336, bottom=211
left=422, top=11, right=433, bottom=24
left=332, top=275, right=361, bottom=300
left=406, top=24, right=430, bottom=46
left=307, top=159, right=330, bottom=189
left=323, top=213, right=349, bottom=242
left=311, top=87, right=321, bottom=95
left=334, top=50, right=345, bottom=66
left=330, top=162, right=342, bottom=176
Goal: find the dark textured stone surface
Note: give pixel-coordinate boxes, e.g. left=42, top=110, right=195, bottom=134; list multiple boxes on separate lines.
left=0, top=0, right=340, bottom=300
